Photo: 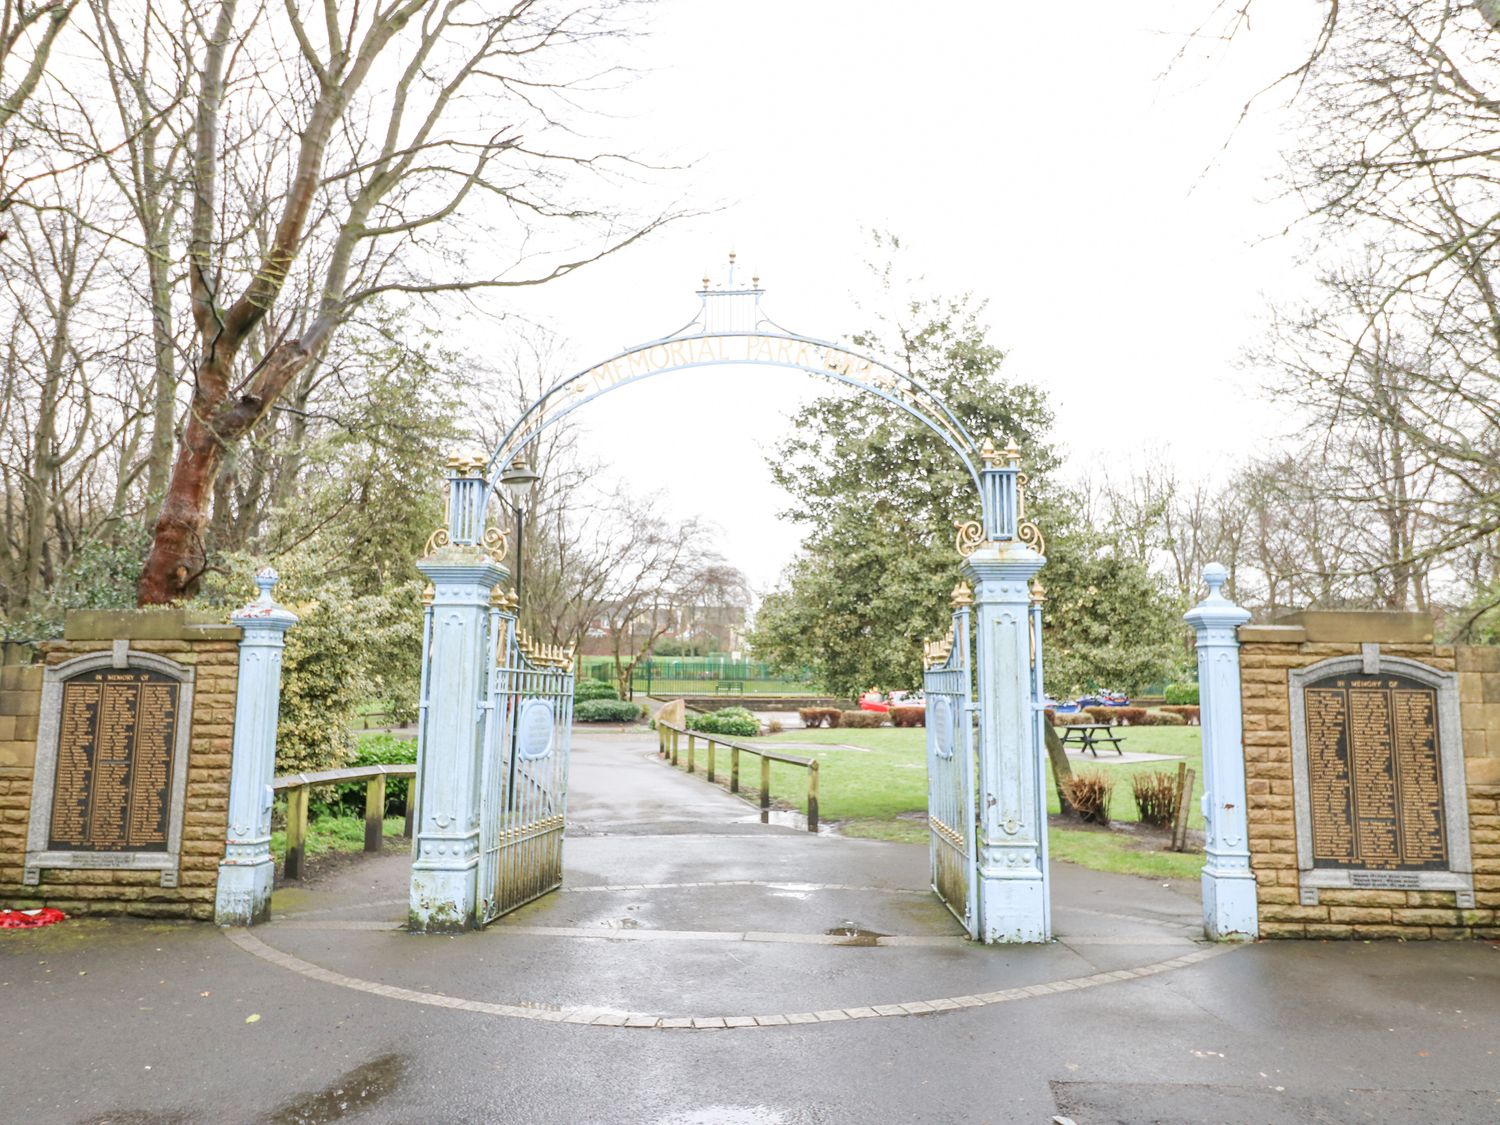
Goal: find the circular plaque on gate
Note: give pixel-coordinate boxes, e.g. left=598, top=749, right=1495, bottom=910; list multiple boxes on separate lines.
left=931, top=697, right=953, bottom=758
left=517, top=699, right=555, bottom=760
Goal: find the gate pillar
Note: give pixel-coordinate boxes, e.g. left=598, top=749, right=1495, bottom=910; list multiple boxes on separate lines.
left=410, top=457, right=507, bottom=933
left=963, top=440, right=1049, bottom=943
left=215, top=569, right=297, bottom=926
left=1185, top=563, right=1257, bottom=940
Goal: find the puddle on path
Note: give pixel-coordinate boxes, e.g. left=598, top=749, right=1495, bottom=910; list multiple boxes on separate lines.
left=733, top=810, right=837, bottom=835
left=654, top=1108, right=789, bottom=1125
left=822, top=925, right=889, bottom=947
left=260, top=1053, right=407, bottom=1124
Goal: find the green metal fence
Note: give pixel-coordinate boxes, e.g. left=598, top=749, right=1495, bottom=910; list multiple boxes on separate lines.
left=575, top=657, right=817, bottom=695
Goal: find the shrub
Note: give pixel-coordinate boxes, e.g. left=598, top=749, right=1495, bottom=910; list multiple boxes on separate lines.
left=1161, top=705, right=1200, bottom=725
left=1136, top=710, right=1187, bottom=726
left=687, top=706, right=761, bottom=737
left=1083, top=706, right=1147, bottom=725
left=574, top=699, right=641, bottom=723
left=890, top=705, right=926, bottom=728
left=1053, top=712, right=1095, bottom=726
left=799, top=707, right=842, bottom=728
left=1063, top=770, right=1115, bottom=825
left=839, top=709, right=885, bottom=729
left=195, top=550, right=422, bottom=776
left=320, top=734, right=418, bottom=818
left=1164, top=682, right=1199, bottom=706
left=1131, top=770, right=1181, bottom=828
left=767, top=719, right=784, bottom=734
left=574, top=679, right=618, bottom=703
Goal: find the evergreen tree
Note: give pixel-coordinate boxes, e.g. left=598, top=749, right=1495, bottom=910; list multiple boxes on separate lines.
left=750, top=292, right=1181, bottom=699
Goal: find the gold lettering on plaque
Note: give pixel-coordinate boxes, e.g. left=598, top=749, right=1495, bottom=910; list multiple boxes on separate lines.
left=1302, top=673, right=1447, bottom=871
left=48, top=669, right=179, bottom=852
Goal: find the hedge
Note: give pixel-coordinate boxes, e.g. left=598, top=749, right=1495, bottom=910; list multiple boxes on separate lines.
left=838, top=710, right=884, bottom=729
left=687, top=707, right=761, bottom=737
left=574, top=699, right=641, bottom=723
left=1134, top=710, right=1187, bottom=726
left=890, top=705, right=926, bottom=728
left=1164, top=682, right=1200, bottom=706
left=1083, top=706, right=1147, bottom=725
left=1161, top=705, right=1200, bottom=725
left=799, top=707, right=842, bottom=728
left=574, top=679, right=619, bottom=703
left=1047, top=712, right=1096, bottom=726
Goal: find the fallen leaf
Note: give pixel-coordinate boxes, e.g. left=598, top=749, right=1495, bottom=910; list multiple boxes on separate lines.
left=1418, top=1050, right=1429, bottom=1057
left=245, top=1013, right=260, bottom=1024
left=200, top=991, right=211, bottom=998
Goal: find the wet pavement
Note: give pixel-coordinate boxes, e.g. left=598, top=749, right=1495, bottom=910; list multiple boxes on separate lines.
left=2, top=728, right=1498, bottom=1123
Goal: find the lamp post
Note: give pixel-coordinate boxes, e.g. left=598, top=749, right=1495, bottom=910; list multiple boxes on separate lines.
left=498, top=457, right=541, bottom=607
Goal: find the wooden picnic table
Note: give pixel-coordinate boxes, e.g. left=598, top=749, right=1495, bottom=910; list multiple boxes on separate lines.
left=1060, top=722, right=1125, bottom=758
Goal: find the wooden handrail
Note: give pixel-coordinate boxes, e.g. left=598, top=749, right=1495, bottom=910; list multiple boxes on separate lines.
left=655, top=718, right=819, bottom=832
left=271, top=763, right=415, bottom=790
left=273, top=762, right=418, bottom=880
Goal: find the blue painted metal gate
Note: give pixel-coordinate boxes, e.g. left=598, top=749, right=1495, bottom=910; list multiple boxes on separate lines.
left=924, top=588, right=978, bottom=937
left=477, top=605, right=574, bottom=926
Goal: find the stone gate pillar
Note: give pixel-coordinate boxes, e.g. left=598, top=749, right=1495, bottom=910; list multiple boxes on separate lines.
left=963, top=440, right=1049, bottom=943
left=410, top=456, right=506, bottom=933
left=1185, top=563, right=1257, bottom=940
left=216, top=569, right=298, bottom=926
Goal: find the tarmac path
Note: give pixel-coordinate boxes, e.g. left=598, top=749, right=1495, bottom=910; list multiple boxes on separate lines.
left=1, top=728, right=1497, bottom=1123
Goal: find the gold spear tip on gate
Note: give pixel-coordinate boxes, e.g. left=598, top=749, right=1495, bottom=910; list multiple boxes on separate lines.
left=1004, top=438, right=1022, bottom=466
left=951, top=581, right=973, bottom=608
left=978, top=438, right=999, bottom=467
left=445, top=451, right=487, bottom=476
left=1029, top=579, right=1046, bottom=605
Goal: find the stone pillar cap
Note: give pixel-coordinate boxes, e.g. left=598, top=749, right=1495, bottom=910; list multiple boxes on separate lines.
left=230, top=567, right=298, bottom=630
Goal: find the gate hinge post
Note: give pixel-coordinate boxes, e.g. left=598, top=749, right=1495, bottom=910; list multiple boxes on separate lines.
left=409, top=456, right=509, bottom=934
left=964, top=452, right=1050, bottom=943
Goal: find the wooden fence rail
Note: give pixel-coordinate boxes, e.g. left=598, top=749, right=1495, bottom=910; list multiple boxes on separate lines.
left=655, top=719, right=819, bottom=832
left=272, top=764, right=417, bottom=880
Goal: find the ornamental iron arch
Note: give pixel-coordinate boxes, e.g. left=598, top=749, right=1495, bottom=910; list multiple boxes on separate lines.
left=409, top=262, right=1052, bottom=944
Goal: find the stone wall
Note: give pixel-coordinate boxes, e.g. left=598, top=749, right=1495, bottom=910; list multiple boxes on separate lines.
left=1239, top=611, right=1499, bottom=939
left=0, top=610, right=240, bottom=920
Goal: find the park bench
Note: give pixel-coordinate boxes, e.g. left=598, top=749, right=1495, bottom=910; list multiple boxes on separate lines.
left=1060, top=722, right=1125, bottom=758
left=714, top=680, right=745, bottom=694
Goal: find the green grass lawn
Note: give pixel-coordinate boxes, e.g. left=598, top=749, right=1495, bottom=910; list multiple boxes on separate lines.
left=751, top=724, right=1206, bottom=880
left=271, top=814, right=408, bottom=864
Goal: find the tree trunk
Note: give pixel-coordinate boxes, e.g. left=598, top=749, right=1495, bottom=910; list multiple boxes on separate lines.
left=136, top=411, right=223, bottom=604
left=1044, top=720, right=1074, bottom=815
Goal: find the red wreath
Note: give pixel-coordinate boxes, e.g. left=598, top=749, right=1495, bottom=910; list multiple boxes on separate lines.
left=0, top=908, right=66, bottom=929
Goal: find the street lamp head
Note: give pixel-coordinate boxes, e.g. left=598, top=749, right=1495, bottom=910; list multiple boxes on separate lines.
left=499, top=457, right=541, bottom=506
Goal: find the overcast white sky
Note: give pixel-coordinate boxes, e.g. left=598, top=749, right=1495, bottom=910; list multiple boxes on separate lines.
left=490, top=1, right=1323, bottom=594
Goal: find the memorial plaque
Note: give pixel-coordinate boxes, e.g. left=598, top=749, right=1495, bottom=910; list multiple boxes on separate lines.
left=1289, top=653, right=1474, bottom=904
left=47, top=669, right=180, bottom=852
left=1301, top=672, right=1445, bottom=872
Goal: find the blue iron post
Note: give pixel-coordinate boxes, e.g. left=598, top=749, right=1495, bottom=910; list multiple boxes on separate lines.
left=410, top=456, right=508, bottom=932
left=215, top=568, right=298, bottom=926
left=962, top=439, right=1050, bottom=942
left=1185, top=563, right=1258, bottom=940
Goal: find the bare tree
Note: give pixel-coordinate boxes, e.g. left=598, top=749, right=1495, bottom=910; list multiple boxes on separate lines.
left=592, top=507, right=744, bottom=700
left=120, top=0, right=676, bottom=603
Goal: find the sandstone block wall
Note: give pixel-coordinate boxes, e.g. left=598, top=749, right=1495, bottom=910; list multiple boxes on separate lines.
left=0, top=611, right=241, bottom=920
left=1240, top=616, right=1499, bottom=940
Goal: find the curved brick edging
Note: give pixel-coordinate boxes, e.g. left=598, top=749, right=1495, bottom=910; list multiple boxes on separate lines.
left=222, top=928, right=1235, bottom=1030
